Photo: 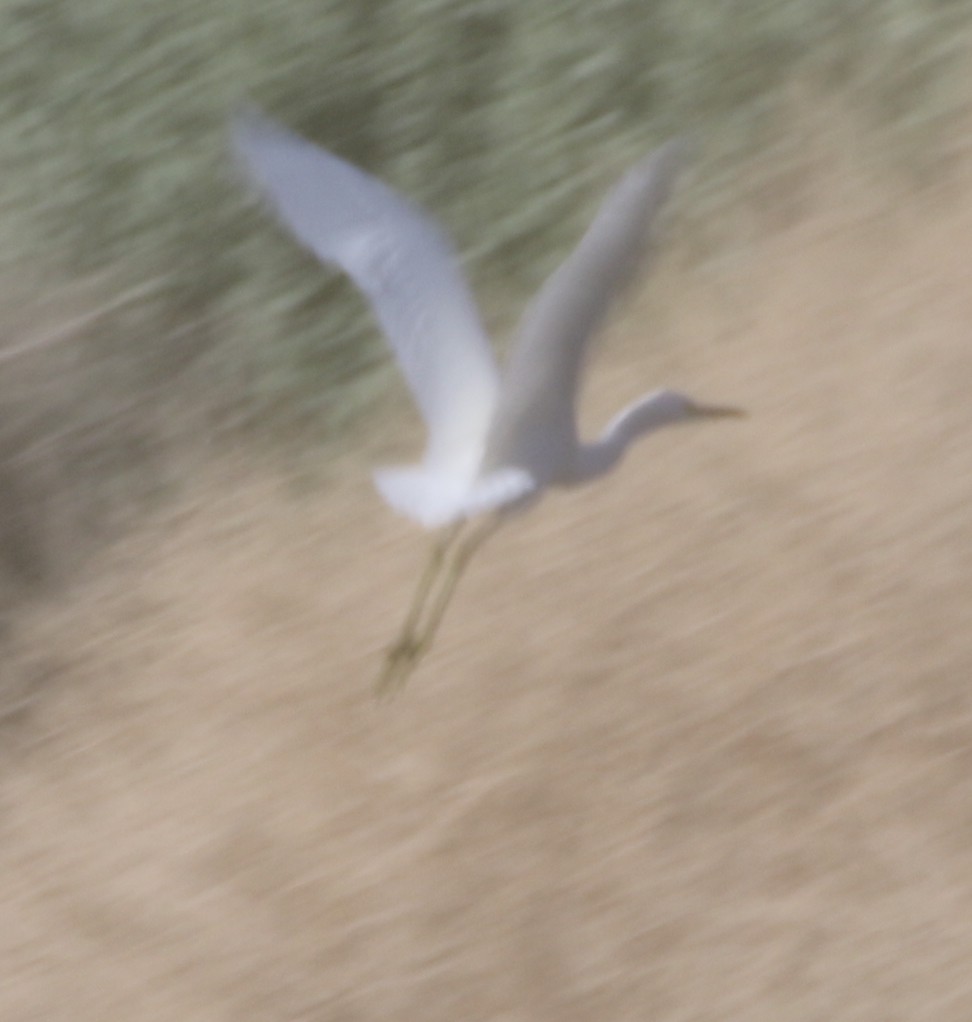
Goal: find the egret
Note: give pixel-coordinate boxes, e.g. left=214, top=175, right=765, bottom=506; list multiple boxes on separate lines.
left=232, top=108, right=743, bottom=694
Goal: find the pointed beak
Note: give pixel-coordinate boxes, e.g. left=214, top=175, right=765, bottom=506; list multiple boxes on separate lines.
left=688, top=401, right=747, bottom=419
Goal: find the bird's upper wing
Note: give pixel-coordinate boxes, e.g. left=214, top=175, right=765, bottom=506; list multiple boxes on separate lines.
left=483, top=139, right=686, bottom=480
left=232, top=108, right=500, bottom=474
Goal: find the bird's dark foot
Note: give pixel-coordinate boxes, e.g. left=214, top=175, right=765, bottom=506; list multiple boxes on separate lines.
left=374, top=636, right=423, bottom=698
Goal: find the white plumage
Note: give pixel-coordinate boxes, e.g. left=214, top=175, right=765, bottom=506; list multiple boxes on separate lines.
left=232, top=107, right=742, bottom=690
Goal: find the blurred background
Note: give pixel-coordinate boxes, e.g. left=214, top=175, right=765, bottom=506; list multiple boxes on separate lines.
left=3, top=2, right=972, bottom=1019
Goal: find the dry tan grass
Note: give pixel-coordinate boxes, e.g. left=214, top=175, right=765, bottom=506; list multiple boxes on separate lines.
left=4, top=126, right=972, bottom=1020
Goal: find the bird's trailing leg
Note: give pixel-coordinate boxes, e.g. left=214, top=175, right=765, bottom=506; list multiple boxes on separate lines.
left=375, top=515, right=502, bottom=696
left=407, top=514, right=501, bottom=662
left=375, top=521, right=464, bottom=696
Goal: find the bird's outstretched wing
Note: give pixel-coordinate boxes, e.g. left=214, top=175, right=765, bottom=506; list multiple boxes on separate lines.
left=483, top=139, right=687, bottom=482
left=232, top=108, right=500, bottom=475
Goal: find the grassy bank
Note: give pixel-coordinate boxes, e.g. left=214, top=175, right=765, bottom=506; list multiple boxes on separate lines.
left=0, top=0, right=968, bottom=601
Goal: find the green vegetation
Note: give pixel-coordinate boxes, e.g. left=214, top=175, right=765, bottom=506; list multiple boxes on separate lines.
left=0, top=0, right=968, bottom=590
left=3, top=0, right=970, bottom=424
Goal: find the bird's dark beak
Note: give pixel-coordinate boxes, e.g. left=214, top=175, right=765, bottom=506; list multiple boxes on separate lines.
left=689, top=401, right=747, bottom=419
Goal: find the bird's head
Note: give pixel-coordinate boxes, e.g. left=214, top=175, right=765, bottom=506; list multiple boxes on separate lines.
left=621, top=388, right=745, bottom=431
left=578, top=388, right=745, bottom=480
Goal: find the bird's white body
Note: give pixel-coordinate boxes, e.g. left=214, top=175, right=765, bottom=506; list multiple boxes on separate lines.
left=232, top=110, right=734, bottom=531
left=233, top=108, right=744, bottom=690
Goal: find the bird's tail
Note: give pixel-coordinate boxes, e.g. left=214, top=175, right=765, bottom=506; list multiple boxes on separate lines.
left=373, top=465, right=534, bottom=529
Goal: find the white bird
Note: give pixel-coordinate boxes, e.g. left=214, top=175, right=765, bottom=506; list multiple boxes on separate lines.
left=232, top=108, right=742, bottom=693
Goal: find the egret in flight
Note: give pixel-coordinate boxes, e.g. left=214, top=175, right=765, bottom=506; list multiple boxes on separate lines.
left=232, top=108, right=742, bottom=694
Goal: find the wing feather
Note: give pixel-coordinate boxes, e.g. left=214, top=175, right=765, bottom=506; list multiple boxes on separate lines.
left=232, top=108, right=499, bottom=474
left=483, top=139, right=687, bottom=482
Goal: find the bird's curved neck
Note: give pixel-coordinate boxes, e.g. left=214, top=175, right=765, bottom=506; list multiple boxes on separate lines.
left=575, top=433, right=626, bottom=482
left=574, top=389, right=690, bottom=482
